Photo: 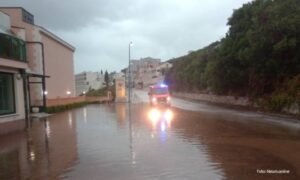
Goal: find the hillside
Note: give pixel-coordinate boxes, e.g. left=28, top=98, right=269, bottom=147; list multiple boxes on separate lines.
left=165, top=0, right=300, bottom=112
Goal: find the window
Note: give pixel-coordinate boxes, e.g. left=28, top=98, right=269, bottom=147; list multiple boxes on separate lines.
left=150, top=87, right=168, bottom=94
left=0, top=73, right=15, bottom=115
left=0, top=33, right=27, bottom=62
left=0, top=34, right=10, bottom=58
left=11, top=38, right=21, bottom=60
left=19, top=41, right=26, bottom=61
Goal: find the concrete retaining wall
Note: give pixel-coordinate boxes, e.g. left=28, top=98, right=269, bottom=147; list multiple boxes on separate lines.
left=173, top=92, right=299, bottom=115
left=173, top=92, right=251, bottom=106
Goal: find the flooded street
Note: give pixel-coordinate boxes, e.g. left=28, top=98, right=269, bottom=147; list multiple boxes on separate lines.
left=1, top=102, right=300, bottom=180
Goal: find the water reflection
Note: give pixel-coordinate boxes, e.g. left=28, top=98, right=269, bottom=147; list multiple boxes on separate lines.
left=147, top=108, right=173, bottom=129
left=68, top=112, right=73, bottom=128
left=116, top=103, right=126, bottom=128
left=1, top=103, right=299, bottom=179
left=0, top=111, right=78, bottom=179
left=146, top=107, right=174, bottom=144
left=83, top=107, right=87, bottom=124
left=45, top=120, right=51, bottom=139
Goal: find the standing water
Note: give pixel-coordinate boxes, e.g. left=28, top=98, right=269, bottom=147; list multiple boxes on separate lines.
left=0, top=103, right=299, bottom=179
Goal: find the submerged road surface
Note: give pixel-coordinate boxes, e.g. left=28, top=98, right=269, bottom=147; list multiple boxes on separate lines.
left=0, top=92, right=300, bottom=179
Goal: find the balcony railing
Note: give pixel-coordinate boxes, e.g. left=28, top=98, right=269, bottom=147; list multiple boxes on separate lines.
left=0, top=33, right=27, bottom=62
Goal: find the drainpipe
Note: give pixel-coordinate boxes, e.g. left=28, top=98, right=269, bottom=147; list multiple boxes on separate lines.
left=20, top=69, right=29, bottom=129
left=26, top=41, right=46, bottom=112
left=11, top=26, right=47, bottom=111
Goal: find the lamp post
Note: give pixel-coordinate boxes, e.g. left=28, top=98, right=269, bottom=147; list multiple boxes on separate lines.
left=128, top=41, right=133, bottom=103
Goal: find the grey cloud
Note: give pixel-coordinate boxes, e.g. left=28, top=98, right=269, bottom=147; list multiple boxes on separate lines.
left=1, top=0, right=252, bottom=73
left=1, top=0, right=133, bottom=30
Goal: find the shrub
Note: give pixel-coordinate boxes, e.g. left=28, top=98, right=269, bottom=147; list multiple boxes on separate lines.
left=46, top=101, right=89, bottom=113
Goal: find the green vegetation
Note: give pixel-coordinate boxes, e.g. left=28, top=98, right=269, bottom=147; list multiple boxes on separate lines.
left=261, top=75, right=300, bottom=111
left=45, top=102, right=89, bottom=113
left=85, top=83, right=116, bottom=100
left=86, top=87, right=108, bottom=96
left=165, top=0, right=300, bottom=112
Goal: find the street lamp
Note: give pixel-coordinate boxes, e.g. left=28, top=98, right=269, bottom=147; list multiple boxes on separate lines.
left=128, top=41, right=133, bottom=103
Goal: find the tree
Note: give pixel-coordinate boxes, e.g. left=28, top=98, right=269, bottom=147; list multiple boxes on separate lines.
left=165, top=0, right=300, bottom=98
left=104, top=70, right=109, bottom=88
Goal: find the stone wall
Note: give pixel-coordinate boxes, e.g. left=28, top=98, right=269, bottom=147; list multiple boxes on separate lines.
left=173, top=92, right=299, bottom=115
left=173, top=92, right=251, bottom=106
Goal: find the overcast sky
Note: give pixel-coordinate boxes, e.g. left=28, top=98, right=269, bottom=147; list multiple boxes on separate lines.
left=1, top=0, right=251, bottom=73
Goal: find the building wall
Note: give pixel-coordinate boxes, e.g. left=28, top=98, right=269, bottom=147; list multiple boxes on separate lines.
left=0, top=58, right=28, bottom=69
left=0, top=7, right=76, bottom=101
left=0, top=11, right=10, bottom=32
left=75, top=73, right=87, bottom=96
left=0, top=68, right=26, bottom=135
left=41, top=32, right=75, bottom=98
left=0, top=8, right=23, bottom=28
left=0, top=10, right=28, bottom=135
left=75, top=72, right=105, bottom=96
left=130, top=57, right=170, bottom=87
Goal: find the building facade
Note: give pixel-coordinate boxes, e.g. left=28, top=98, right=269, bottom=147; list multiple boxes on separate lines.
left=126, top=57, right=172, bottom=88
left=0, top=7, right=75, bottom=102
left=0, top=10, right=27, bottom=134
left=0, top=7, right=75, bottom=135
left=75, top=71, right=105, bottom=96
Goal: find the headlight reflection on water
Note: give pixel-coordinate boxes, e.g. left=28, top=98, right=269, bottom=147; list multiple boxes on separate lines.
left=148, top=108, right=161, bottom=124
left=147, top=108, right=174, bottom=129
left=164, top=109, right=173, bottom=124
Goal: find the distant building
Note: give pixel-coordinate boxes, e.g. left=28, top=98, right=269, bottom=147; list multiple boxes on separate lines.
left=0, top=7, right=75, bottom=134
left=75, top=71, right=105, bottom=96
left=124, top=57, right=173, bottom=88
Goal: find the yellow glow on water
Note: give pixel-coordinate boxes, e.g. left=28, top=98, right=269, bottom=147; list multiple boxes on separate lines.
left=165, top=109, right=173, bottom=123
left=29, top=151, right=35, bottom=161
left=148, top=108, right=160, bottom=126
left=147, top=108, right=174, bottom=129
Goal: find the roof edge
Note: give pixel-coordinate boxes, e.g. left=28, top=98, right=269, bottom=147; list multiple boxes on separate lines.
left=37, top=26, right=75, bottom=52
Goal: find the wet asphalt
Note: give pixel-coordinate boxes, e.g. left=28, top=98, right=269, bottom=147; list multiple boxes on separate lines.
left=0, top=92, right=300, bottom=180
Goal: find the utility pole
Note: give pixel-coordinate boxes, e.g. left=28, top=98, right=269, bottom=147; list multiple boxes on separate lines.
left=128, top=42, right=133, bottom=103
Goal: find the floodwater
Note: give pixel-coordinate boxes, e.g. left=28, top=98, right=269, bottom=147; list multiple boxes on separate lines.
left=0, top=103, right=300, bottom=180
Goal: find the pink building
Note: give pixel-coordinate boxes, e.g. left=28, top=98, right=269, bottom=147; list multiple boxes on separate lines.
left=0, top=7, right=75, bottom=134
left=0, top=7, right=76, bottom=105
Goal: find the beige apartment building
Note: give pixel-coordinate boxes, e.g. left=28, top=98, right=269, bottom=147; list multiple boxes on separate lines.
left=75, top=71, right=106, bottom=96
left=0, top=7, right=75, bottom=135
left=126, top=57, right=172, bottom=88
